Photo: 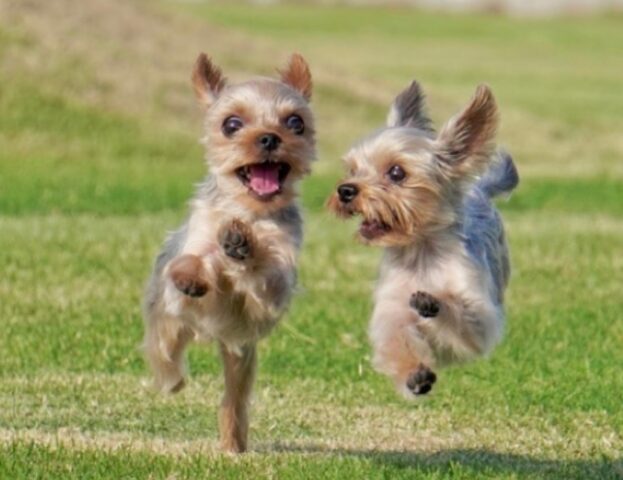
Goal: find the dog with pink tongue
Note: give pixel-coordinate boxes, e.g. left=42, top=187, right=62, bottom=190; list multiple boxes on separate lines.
left=142, top=52, right=316, bottom=453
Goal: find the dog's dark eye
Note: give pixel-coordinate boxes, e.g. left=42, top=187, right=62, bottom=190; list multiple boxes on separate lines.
left=284, top=114, right=304, bottom=135
left=222, top=116, right=243, bottom=137
left=387, top=165, right=406, bottom=183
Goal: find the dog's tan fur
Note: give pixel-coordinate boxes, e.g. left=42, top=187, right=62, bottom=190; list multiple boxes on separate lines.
left=329, top=81, right=517, bottom=398
left=143, top=53, right=315, bottom=452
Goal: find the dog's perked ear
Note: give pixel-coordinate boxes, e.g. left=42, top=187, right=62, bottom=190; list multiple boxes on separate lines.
left=192, top=53, right=227, bottom=107
left=386, top=80, right=434, bottom=132
left=435, top=84, right=498, bottom=178
left=278, top=53, right=312, bottom=101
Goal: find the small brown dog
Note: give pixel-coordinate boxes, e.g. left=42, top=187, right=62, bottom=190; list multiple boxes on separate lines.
left=328, top=81, right=518, bottom=398
left=143, top=53, right=315, bottom=452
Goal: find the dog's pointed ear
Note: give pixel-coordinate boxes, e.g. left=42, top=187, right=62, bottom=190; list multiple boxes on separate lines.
left=435, top=84, right=498, bottom=177
left=278, top=53, right=312, bottom=101
left=192, top=53, right=227, bottom=107
left=386, top=81, right=433, bottom=132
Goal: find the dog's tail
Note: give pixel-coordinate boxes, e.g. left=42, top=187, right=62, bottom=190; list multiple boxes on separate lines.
left=477, top=149, right=519, bottom=199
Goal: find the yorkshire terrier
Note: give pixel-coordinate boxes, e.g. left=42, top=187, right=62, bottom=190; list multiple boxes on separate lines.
left=328, top=80, right=518, bottom=398
left=143, top=53, right=315, bottom=452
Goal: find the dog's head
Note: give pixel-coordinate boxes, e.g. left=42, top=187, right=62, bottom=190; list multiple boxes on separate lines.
left=193, top=53, right=316, bottom=212
left=328, top=81, right=498, bottom=246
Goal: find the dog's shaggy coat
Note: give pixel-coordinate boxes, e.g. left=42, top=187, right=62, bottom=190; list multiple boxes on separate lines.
left=143, top=53, right=315, bottom=452
left=329, top=81, right=518, bottom=397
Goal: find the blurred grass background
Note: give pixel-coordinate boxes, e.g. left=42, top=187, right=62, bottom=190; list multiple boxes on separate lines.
left=0, top=0, right=621, bottom=478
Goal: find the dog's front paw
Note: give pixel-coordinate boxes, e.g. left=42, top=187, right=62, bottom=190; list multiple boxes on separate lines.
left=410, top=291, right=441, bottom=318
left=219, top=219, right=254, bottom=261
left=169, top=254, right=209, bottom=297
left=406, top=365, right=437, bottom=396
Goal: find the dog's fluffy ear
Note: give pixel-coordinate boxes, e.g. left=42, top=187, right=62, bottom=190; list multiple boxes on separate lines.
left=278, top=53, right=312, bottom=101
left=192, top=53, right=227, bottom=107
left=386, top=81, right=433, bottom=132
left=435, top=84, right=498, bottom=177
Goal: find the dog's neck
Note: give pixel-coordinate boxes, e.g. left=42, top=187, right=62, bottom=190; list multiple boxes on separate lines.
left=385, top=223, right=463, bottom=270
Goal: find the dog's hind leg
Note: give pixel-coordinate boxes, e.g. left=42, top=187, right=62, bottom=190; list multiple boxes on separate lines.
left=369, top=300, right=436, bottom=397
left=143, top=309, right=194, bottom=393
left=219, top=341, right=256, bottom=453
left=410, top=290, right=503, bottom=361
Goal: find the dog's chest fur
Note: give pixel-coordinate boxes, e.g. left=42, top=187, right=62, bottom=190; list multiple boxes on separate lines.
left=375, top=233, right=493, bottom=309
left=151, top=177, right=302, bottom=349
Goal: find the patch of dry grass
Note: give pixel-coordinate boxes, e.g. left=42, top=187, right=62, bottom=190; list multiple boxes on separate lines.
left=1, top=373, right=620, bottom=460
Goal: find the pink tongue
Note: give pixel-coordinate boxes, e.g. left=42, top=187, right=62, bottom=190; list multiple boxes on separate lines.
left=249, top=164, right=280, bottom=195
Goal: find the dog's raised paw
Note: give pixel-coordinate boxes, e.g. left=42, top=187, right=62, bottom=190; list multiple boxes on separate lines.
left=174, top=276, right=208, bottom=297
left=220, top=219, right=254, bottom=261
left=406, top=365, right=437, bottom=395
left=410, top=291, right=441, bottom=318
left=169, top=255, right=209, bottom=297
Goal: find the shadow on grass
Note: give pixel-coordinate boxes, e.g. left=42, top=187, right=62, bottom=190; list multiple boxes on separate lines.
left=267, top=443, right=622, bottom=479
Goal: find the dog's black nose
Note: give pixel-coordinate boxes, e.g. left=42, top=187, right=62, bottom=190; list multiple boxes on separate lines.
left=258, top=133, right=281, bottom=152
left=337, top=183, right=359, bottom=203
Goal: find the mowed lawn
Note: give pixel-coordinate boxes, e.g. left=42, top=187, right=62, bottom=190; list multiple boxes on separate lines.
left=1, top=1, right=622, bottom=478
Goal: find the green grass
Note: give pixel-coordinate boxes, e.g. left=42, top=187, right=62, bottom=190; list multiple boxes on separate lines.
left=2, top=443, right=620, bottom=479
left=0, top=84, right=203, bottom=214
left=0, top=1, right=621, bottom=478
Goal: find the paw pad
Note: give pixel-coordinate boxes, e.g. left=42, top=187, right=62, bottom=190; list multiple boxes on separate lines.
left=220, top=219, right=253, bottom=261
left=175, top=277, right=208, bottom=297
left=410, top=291, right=441, bottom=318
left=406, top=365, right=437, bottom=396
left=169, top=255, right=209, bottom=298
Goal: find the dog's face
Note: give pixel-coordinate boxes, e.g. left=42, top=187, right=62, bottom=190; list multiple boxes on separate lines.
left=328, top=82, right=498, bottom=247
left=193, top=53, right=315, bottom=212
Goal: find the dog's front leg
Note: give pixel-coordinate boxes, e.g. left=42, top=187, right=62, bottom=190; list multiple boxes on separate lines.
left=167, top=254, right=211, bottom=297
left=218, top=219, right=297, bottom=320
left=163, top=245, right=226, bottom=313
left=410, top=290, right=503, bottom=360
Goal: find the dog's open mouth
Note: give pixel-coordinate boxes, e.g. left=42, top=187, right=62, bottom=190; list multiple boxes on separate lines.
left=236, top=161, right=291, bottom=200
left=359, top=219, right=391, bottom=240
